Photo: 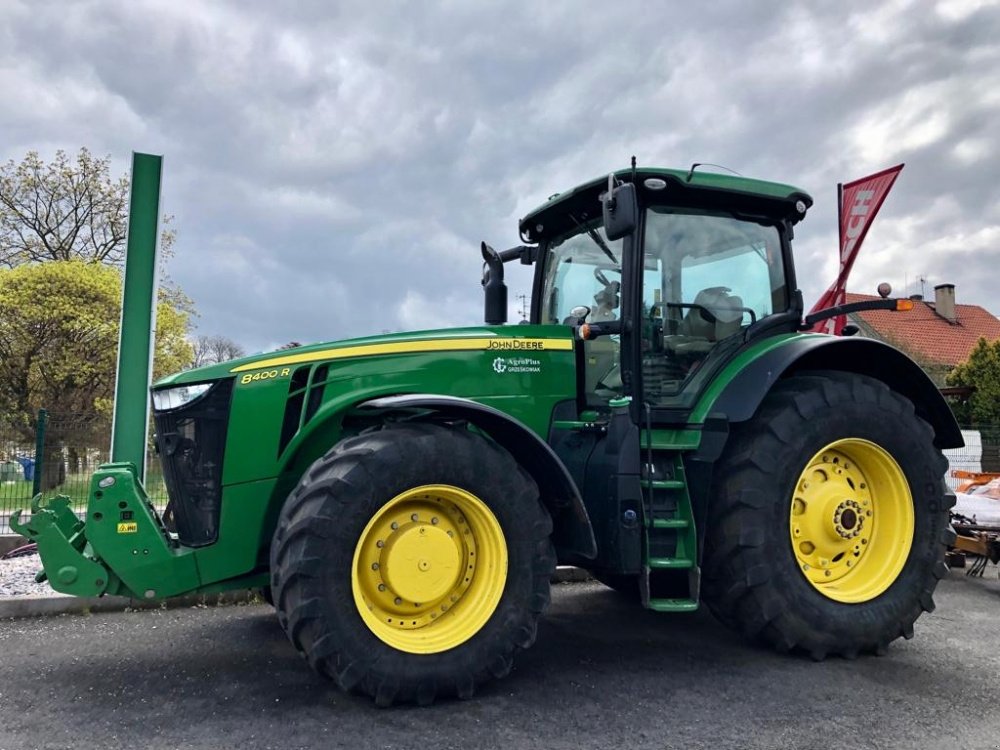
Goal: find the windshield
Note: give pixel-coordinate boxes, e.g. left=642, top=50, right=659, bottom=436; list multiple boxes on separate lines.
left=541, top=220, right=624, bottom=326
left=539, top=208, right=787, bottom=408
left=642, top=207, right=786, bottom=404
left=541, top=220, right=624, bottom=403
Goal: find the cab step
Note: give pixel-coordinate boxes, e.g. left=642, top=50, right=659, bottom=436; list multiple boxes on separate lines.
left=648, top=556, right=694, bottom=569
left=647, top=598, right=699, bottom=613
left=647, top=517, right=689, bottom=529
left=641, top=479, right=686, bottom=490
left=640, top=444, right=700, bottom=612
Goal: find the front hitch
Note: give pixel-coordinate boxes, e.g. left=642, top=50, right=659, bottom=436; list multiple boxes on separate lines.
left=9, top=494, right=115, bottom=597
left=10, top=462, right=200, bottom=600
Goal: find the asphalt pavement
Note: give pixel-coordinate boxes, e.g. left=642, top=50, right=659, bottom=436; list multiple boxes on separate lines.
left=1, top=571, right=999, bottom=750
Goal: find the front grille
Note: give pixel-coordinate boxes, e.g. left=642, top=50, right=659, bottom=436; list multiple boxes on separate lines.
left=153, top=379, right=234, bottom=547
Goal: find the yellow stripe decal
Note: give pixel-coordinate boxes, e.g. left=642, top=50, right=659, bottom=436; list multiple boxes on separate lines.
left=230, top=337, right=574, bottom=373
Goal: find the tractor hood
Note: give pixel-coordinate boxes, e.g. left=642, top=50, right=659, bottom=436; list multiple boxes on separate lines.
left=153, top=326, right=561, bottom=389
left=152, top=323, right=578, bottom=490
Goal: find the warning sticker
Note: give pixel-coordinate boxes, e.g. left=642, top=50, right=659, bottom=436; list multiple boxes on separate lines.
left=117, top=522, right=138, bottom=534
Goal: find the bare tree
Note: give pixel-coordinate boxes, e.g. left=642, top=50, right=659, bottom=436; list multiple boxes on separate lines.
left=0, top=148, right=175, bottom=268
left=191, top=334, right=246, bottom=367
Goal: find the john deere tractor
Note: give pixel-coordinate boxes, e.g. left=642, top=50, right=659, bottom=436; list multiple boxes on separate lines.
left=13, top=166, right=960, bottom=706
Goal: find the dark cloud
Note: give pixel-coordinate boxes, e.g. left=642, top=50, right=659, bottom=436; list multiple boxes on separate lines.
left=1, top=0, right=997, bottom=352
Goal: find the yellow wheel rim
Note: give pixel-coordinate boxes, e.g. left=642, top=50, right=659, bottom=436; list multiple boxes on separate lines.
left=789, top=439, right=914, bottom=604
left=352, top=484, right=507, bottom=654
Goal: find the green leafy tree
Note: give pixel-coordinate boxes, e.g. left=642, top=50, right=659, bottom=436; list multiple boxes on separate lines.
left=0, top=148, right=193, bottom=315
left=946, top=337, right=1000, bottom=425
left=0, top=261, right=193, bottom=486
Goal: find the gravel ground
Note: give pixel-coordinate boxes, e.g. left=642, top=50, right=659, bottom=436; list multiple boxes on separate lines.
left=0, top=552, right=60, bottom=597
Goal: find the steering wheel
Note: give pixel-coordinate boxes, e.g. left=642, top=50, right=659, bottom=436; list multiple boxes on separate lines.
left=664, top=301, right=757, bottom=324
left=592, top=268, right=621, bottom=319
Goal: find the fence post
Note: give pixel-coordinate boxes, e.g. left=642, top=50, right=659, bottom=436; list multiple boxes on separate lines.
left=32, top=408, right=47, bottom=496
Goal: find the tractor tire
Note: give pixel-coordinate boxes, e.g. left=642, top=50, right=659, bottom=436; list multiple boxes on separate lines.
left=702, top=371, right=956, bottom=659
left=270, top=422, right=555, bottom=706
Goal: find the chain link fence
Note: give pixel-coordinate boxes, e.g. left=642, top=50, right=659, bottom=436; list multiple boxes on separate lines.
left=1, top=410, right=167, bottom=534
left=944, top=425, right=1000, bottom=489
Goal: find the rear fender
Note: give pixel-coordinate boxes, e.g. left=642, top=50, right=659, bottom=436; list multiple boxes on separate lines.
left=699, top=336, right=963, bottom=449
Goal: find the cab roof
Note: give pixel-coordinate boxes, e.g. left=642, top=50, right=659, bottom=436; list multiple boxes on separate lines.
left=518, top=167, right=813, bottom=243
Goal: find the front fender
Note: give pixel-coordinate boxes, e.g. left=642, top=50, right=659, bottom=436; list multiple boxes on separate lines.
left=359, top=393, right=597, bottom=560
left=695, top=335, right=963, bottom=449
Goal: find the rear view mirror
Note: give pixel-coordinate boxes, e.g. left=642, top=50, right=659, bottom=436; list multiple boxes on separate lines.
left=481, top=242, right=508, bottom=326
left=602, top=175, right=638, bottom=241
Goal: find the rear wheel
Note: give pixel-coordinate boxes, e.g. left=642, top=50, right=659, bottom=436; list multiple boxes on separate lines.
left=703, top=372, right=955, bottom=658
left=270, top=423, right=554, bottom=705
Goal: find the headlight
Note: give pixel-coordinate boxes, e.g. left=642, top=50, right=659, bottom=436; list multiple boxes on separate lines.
left=152, top=383, right=213, bottom=411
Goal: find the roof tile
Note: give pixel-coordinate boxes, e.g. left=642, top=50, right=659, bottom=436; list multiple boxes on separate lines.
left=846, top=293, right=1000, bottom=367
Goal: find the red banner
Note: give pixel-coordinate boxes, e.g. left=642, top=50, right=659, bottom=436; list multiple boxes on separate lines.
left=810, top=164, right=904, bottom=334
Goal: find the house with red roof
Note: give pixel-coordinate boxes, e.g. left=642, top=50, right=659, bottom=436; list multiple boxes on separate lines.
left=846, top=284, right=1000, bottom=386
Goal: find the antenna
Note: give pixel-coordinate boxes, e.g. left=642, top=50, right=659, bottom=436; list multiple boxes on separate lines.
left=686, top=163, right=744, bottom=182
left=517, top=293, right=529, bottom=322
left=918, top=275, right=927, bottom=299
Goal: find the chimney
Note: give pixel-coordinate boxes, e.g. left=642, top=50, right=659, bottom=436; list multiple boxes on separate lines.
left=934, top=283, right=957, bottom=323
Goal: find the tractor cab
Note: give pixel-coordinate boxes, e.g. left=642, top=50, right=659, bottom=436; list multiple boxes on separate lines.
left=519, top=167, right=811, bottom=415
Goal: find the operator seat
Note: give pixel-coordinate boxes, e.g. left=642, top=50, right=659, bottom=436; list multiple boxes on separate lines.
left=665, top=286, right=745, bottom=355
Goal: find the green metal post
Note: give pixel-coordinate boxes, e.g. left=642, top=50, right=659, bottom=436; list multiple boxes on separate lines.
left=32, top=408, right=47, bottom=496
left=110, top=153, right=163, bottom=482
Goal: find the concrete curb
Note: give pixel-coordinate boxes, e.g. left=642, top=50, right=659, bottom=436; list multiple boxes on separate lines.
left=552, top=565, right=593, bottom=583
left=0, top=567, right=593, bottom=619
left=0, top=588, right=261, bottom=619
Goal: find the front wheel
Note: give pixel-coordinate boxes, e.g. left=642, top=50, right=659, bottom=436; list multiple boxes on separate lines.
left=702, top=372, right=955, bottom=658
left=270, top=423, right=554, bottom=705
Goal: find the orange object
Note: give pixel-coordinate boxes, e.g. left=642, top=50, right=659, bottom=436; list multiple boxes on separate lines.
left=952, top=470, right=1000, bottom=494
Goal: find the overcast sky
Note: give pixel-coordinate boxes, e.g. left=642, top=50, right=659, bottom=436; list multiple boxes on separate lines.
left=2, top=0, right=998, bottom=353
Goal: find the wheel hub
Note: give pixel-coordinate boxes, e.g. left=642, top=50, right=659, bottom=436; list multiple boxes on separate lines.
left=833, top=499, right=863, bottom=540
left=789, top=439, right=914, bottom=604
left=351, top=484, right=508, bottom=654
left=381, top=524, right=461, bottom=603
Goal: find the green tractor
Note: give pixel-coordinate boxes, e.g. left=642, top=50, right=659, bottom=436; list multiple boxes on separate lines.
left=13, top=166, right=960, bottom=706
